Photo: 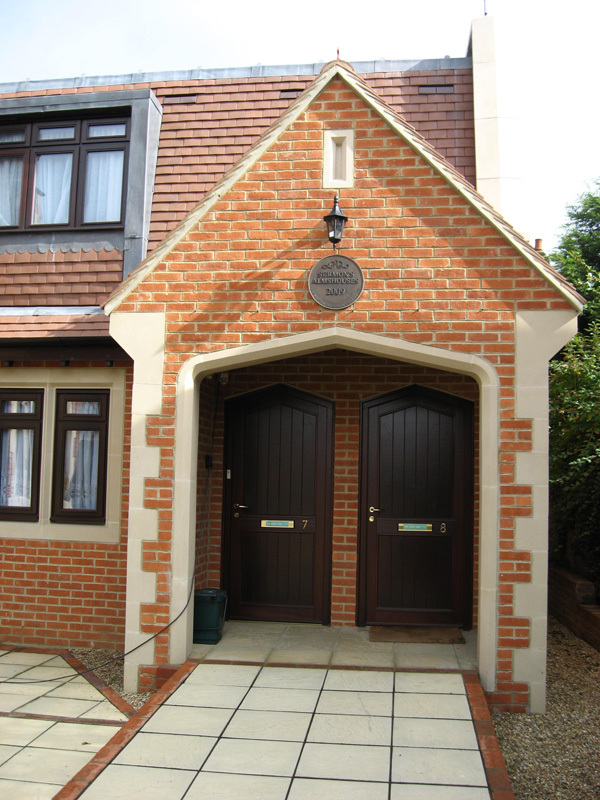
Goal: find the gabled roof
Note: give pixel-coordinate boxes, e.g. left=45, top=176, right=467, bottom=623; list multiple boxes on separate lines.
left=105, top=60, right=583, bottom=314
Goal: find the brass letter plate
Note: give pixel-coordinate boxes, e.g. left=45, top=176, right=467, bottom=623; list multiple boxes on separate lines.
left=398, top=523, right=432, bottom=531
left=261, top=520, right=294, bottom=528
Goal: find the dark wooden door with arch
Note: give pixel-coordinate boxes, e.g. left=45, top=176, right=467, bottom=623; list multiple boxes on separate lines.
left=359, top=385, right=473, bottom=627
left=224, top=385, right=333, bottom=623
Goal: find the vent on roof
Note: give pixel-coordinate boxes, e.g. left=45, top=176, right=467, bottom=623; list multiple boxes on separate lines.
left=163, top=94, right=199, bottom=105
left=418, top=84, right=454, bottom=95
left=279, top=88, right=303, bottom=100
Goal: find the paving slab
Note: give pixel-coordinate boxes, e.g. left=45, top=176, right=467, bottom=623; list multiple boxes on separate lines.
left=1, top=624, right=514, bottom=800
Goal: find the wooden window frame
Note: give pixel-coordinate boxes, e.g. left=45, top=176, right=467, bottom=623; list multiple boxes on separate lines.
left=0, top=116, right=129, bottom=231
left=0, top=389, right=44, bottom=521
left=51, top=390, right=109, bottom=525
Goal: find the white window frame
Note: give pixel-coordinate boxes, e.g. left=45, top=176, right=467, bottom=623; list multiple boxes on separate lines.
left=0, top=367, right=125, bottom=543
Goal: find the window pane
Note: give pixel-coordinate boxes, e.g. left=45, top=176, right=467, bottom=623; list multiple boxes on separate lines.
left=32, top=152, right=73, bottom=225
left=0, top=156, right=23, bottom=227
left=2, top=399, right=35, bottom=414
left=38, top=126, right=75, bottom=141
left=88, top=123, right=126, bottom=138
left=0, top=428, right=34, bottom=507
left=62, top=429, right=99, bottom=510
left=66, top=400, right=100, bottom=415
left=83, top=150, right=124, bottom=223
left=0, top=130, right=25, bottom=143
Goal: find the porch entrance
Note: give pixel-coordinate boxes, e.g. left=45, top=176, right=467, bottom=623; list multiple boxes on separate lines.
left=223, top=385, right=333, bottom=623
left=359, top=386, right=473, bottom=628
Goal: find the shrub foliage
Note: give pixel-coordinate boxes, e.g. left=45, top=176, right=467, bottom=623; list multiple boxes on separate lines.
left=549, top=326, right=600, bottom=583
left=549, top=183, right=600, bottom=586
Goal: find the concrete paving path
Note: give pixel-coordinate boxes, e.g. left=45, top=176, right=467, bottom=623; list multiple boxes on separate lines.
left=0, top=648, right=129, bottom=799
left=0, top=624, right=514, bottom=799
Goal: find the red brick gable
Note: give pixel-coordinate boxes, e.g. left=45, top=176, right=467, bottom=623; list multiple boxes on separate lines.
left=112, top=75, right=576, bottom=343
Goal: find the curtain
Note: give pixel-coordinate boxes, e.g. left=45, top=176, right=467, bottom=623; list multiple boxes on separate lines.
left=0, top=428, right=34, bottom=507
left=32, top=152, right=73, bottom=225
left=83, top=150, right=124, bottom=223
left=62, top=429, right=99, bottom=511
left=88, top=123, right=126, bottom=138
left=0, top=156, right=23, bottom=227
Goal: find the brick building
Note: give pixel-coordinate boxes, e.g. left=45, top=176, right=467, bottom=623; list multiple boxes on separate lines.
left=0, top=19, right=582, bottom=712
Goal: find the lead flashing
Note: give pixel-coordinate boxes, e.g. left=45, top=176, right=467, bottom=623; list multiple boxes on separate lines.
left=0, top=306, right=104, bottom=316
left=0, top=57, right=472, bottom=94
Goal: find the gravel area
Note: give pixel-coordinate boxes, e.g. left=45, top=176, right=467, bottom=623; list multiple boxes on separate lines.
left=493, top=617, right=600, bottom=800
left=70, top=648, right=153, bottom=710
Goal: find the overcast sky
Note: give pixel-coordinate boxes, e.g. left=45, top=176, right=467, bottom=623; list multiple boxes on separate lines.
left=1, top=0, right=598, bottom=251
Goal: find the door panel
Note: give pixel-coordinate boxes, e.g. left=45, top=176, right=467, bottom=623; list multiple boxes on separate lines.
left=224, top=385, right=333, bottom=622
left=360, top=386, right=473, bottom=627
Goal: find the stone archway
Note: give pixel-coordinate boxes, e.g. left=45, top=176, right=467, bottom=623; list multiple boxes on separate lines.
left=167, top=327, right=500, bottom=692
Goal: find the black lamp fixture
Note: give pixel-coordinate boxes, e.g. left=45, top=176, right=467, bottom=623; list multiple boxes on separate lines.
left=323, top=194, right=348, bottom=250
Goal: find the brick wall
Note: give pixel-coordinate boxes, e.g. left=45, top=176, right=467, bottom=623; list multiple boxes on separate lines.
left=0, top=538, right=127, bottom=648
left=549, top=567, right=600, bottom=653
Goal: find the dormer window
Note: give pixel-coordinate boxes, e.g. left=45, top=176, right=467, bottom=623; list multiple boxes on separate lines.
left=0, top=117, right=129, bottom=230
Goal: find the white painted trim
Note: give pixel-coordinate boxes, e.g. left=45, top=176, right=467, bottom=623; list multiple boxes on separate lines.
left=110, top=312, right=166, bottom=692
left=513, top=309, right=578, bottom=712
left=167, top=327, right=500, bottom=693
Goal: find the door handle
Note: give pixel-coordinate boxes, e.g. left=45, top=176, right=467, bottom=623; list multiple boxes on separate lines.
left=234, top=503, right=248, bottom=509
left=369, top=506, right=380, bottom=513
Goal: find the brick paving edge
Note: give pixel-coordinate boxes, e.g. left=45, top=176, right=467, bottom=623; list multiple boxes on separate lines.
left=463, top=670, right=516, bottom=800
left=52, top=660, right=197, bottom=800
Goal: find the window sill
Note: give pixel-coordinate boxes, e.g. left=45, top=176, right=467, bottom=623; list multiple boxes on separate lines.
left=0, top=517, right=120, bottom=543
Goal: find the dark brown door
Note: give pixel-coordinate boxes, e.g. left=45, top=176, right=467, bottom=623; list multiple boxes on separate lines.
left=359, top=386, right=473, bottom=627
left=224, top=385, right=333, bottom=622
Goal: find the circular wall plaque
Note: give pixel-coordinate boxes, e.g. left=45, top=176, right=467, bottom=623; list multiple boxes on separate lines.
left=308, top=254, right=364, bottom=310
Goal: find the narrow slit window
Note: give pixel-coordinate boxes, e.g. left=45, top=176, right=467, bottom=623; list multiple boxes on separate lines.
left=323, top=129, right=354, bottom=189
left=332, top=136, right=346, bottom=183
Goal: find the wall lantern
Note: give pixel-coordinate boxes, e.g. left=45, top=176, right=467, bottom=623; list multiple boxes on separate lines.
left=323, top=194, right=348, bottom=250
